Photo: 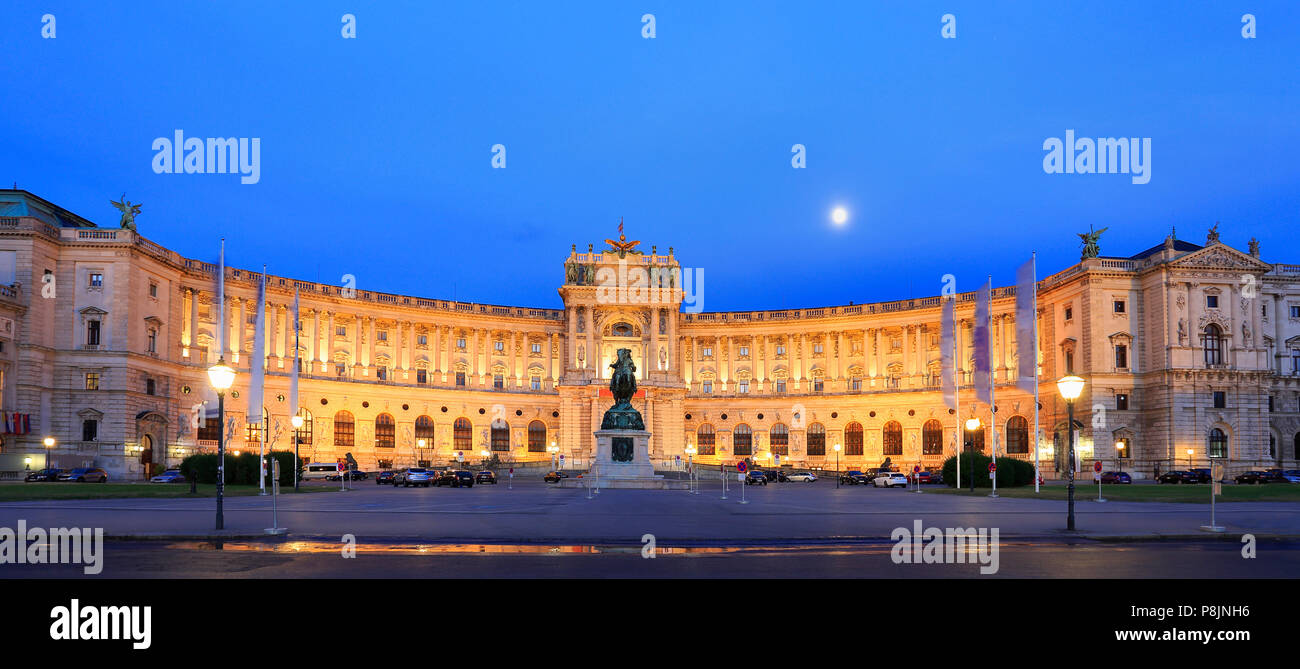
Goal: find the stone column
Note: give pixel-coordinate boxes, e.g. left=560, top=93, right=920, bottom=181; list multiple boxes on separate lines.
left=584, top=308, right=594, bottom=372
left=1274, top=293, right=1286, bottom=373
left=188, top=288, right=199, bottom=357
left=547, top=332, right=556, bottom=384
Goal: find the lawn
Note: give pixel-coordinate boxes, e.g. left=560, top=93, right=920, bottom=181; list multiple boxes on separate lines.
left=930, top=483, right=1300, bottom=504
left=0, top=483, right=330, bottom=502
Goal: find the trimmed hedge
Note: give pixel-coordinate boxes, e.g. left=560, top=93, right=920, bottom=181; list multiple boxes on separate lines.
left=180, top=451, right=301, bottom=486
left=941, top=453, right=1036, bottom=488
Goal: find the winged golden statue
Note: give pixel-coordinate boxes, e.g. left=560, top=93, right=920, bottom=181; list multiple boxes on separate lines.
left=604, top=217, right=642, bottom=258
left=110, top=194, right=142, bottom=230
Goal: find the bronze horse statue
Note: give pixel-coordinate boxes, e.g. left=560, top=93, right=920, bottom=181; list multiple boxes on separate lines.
left=601, top=348, right=645, bottom=430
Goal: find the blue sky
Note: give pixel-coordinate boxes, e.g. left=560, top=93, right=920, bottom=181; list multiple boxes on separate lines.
left=3, top=2, right=1297, bottom=311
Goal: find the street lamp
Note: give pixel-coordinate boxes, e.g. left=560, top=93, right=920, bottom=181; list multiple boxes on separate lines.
left=833, top=442, right=842, bottom=488
left=417, top=438, right=427, bottom=469
left=548, top=441, right=559, bottom=471
left=291, top=413, right=304, bottom=491
left=207, top=357, right=236, bottom=530
left=1186, top=448, right=1193, bottom=469
left=1056, top=375, right=1086, bottom=531
left=1115, top=440, right=1125, bottom=473
left=964, top=417, right=981, bottom=491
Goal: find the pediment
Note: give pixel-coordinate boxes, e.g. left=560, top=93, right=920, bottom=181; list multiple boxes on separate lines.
left=1168, top=243, right=1271, bottom=272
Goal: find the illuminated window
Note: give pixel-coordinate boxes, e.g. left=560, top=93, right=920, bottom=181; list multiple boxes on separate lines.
left=375, top=413, right=395, bottom=448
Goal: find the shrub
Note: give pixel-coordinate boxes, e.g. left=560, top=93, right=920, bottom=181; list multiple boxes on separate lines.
left=180, top=451, right=297, bottom=486
left=941, top=453, right=1036, bottom=488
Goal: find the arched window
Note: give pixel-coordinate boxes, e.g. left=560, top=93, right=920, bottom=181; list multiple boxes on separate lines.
left=294, top=408, right=313, bottom=446
left=807, top=423, right=826, bottom=456
left=245, top=407, right=269, bottom=443
left=375, top=413, right=395, bottom=448
left=964, top=422, right=985, bottom=452
left=414, top=415, right=434, bottom=443
left=733, top=424, right=753, bottom=456
left=1208, top=428, right=1227, bottom=459
left=1203, top=324, right=1224, bottom=366
left=845, top=422, right=864, bottom=456
left=1005, top=416, right=1029, bottom=454
left=770, top=423, right=789, bottom=456
left=453, top=417, right=472, bottom=451
left=697, top=424, right=716, bottom=456
left=881, top=421, right=902, bottom=456
left=528, top=420, right=547, bottom=452
left=922, top=419, right=944, bottom=455
left=1269, top=433, right=1276, bottom=459
left=491, top=419, right=510, bottom=451
left=334, top=411, right=355, bottom=448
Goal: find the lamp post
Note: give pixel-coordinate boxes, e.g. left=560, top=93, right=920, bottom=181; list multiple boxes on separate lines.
left=965, top=418, right=980, bottom=492
left=1056, top=375, right=1086, bottom=531
left=548, top=441, right=559, bottom=471
left=685, top=444, right=697, bottom=494
left=417, top=438, right=427, bottom=469
left=833, top=442, right=842, bottom=488
left=207, top=357, right=236, bottom=530
left=1186, top=448, right=1193, bottom=469
left=43, top=436, right=55, bottom=471
left=291, top=414, right=304, bottom=491
left=1115, top=440, right=1125, bottom=474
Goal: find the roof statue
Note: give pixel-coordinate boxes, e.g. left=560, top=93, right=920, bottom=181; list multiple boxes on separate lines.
left=1207, top=221, right=1220, bottom=244
left=604, top=217, right=642, bottom=258
left=110, top=194, right=142, bottom=230
left=1078, top=225, right=1107, bottom=260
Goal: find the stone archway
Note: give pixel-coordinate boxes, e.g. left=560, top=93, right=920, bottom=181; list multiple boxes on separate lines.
left=135, top=411, right=169, bottom=480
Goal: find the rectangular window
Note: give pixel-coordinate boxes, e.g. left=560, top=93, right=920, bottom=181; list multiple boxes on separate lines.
left=89, top=273, right=103, bottom=287
left=457, top=338, right=466, bottom=349
left=702, top=346, right=713, bottom=358
left=456, top=371, right=466, bottom=386
left=1064, top=307, right=1072, bottom=321
left=418, top=335, right=428, bottom=345
left=1113, top=300, right=1125, bottom=314
left=84, top=372, right=100, bottom=390
left=1206, top=295, right=1219, bottom=309
left=335, top=363, right=346, bottom=377
left=813, top=343, right=824, bottom=354
left=1115, top=345, right=1127, bottom=369
left=1268, top=395, right=1275, bottom=412
left=145, top=379, right=156, bottom=396
left=493, top=374, right=504, bottom=389
left=739, top=346, right=749, bottom=357
left=377, top=330, right=387, bottom=341
left=738, top=380, right=748, bottom=394
left=1116, top=393, right=1128, bottom=411
left=82, top=420, right=97, bottom=442
left=775, top=379, right=786, bottom=393
left=1213, top=391, right=1226, bottom=409
left=149, top=282, right=158, bottom=298
left=416, top=369, right=427, bottom=384
left=1065, top=351, right=1074, bottom=375
left=531, top=376, right=541, bottom=391
left=87, top=320, right=101, bottom=346
left=776, top=345, right=785, bottom=356
left=1116, top=437, right=1130, bottom=459
left=147, top=330, right=157, bottom=354
left=494, top=341, right=504, bottom=352
left=813, top=379, right=824, bottom=392
left=531, top=343, right=541, bottom=354
left=376, top=367, right=387, bottom=381
left=851, top=378, right=862, bottom=391
left=1291, top=306, right=1300, bottom=319
left=702, top=380, right=713, bottom=393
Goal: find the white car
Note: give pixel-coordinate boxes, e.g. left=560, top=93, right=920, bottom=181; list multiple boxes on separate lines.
left=787, top=472, right=817, bottom=482
left=873, top=471, right=909, bottom=488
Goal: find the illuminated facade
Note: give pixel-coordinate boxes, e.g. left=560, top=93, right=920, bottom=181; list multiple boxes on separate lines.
left=2, top=189, right=1299, bottom=480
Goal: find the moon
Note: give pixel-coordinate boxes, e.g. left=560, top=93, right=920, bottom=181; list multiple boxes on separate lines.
left=831, top=207, right=849, bottom=225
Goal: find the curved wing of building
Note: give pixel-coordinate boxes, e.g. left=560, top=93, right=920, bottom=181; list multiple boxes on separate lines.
left=1, top=188, right=1298, bottom=481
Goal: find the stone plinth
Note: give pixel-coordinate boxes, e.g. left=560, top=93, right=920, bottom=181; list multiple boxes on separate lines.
left=555, top=428, right=689, bottom=489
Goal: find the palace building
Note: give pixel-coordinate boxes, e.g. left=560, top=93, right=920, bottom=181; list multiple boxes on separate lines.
left=2, top=188, right=1299, bottom=480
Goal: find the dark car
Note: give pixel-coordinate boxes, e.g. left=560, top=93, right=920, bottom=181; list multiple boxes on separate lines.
left=59, top=467, right=108, bottom=483
left=327, top=470, right=367, bottom=481
left=1187, top=468, right=1213, bottom=483
left=25, top=468, right=64, bottom=482
left=928, top=471, right=944, bottom=485
left=543, top=471, right=568, bottom=483
left=1258, top=470, right=1288, bottom=484
left=1100, top=471, right=1132, bottom=484
left=763, top=470, right=788, bottom=483
left=1235, top=471, right=1271, bottom=485
left=1158, top=470, right=1187, bottom=484
left=375, top=471, right=396, bottom=485
left=476, top=470, right=497, bottom=484
left=839, top=470, right=870, bottom=485
left=745, top=470, right=768, bottom=485
left=437, top=470, right=475, bottom=488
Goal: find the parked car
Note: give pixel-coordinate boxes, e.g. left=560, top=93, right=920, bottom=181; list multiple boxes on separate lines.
left=475, top=470, right=498, bottom=484
left=910, top=471, right=933, bottom=485
left=446, top=470, right=475, bottom=487
left=24, top=468, right=64, bottom=482
left=543, top=471, right=568, bottom=483
left=839, top=470, right=870, bottom=485
left=745, top=470, right=769, bottom=485
left=872, top=471, right=909, bottom=488
left=786, top=472, right=817, bottom=482
left=1158, top=470, right=1187, bottom=484
left=375, top=471, right=396, bottom=485
left=1257, top=470, right=1287, bottom=484
left=59, top=467, right=108, bottom=483
left=393, top=468, right=434, bottom=488
left=928, top=471, right=945, bottom=485
left=1235, top=471, right=1270, bottom=485
left=1279, top=470, right=1300, bottom=484
left=1100, top=471, right=1132, bottom=484
left=326, top=470, right=368, bottom=481
left=301, top=462, right=344, bottom=481
left=763, top=470, right=788, bottom=483
left=1187, top=468, right=1214, bottom=483
left=150, top=470, right=186, bottom=483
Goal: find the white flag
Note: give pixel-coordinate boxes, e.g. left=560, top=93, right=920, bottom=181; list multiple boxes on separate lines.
left=941, top=294, right=957, bottom=410
left=1015, top=255, right=1038, bottom=394
left=974, top=277, right=992, bottom=405
left=247, top=272, right=266, bottom=426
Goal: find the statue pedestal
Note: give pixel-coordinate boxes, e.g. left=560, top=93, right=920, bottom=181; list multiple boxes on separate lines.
left=592, top=429, right=656, bottom=479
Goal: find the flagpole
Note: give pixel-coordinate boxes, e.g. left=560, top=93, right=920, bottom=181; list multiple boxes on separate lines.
left=988, top=276, right=998, bottom=498
left=257, top=266, right=267, bottom=495
left=954, top=301, right=962, bottom=491
left=1031, top=253, right=1041, bottom=493
left=291, top=287, right=300, bottom=492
